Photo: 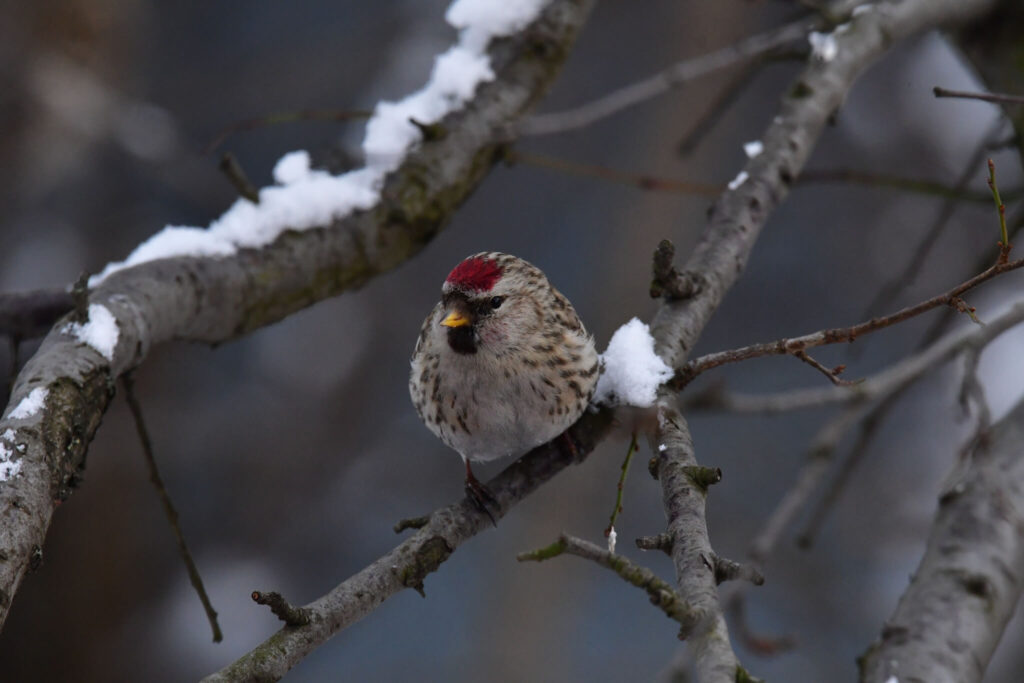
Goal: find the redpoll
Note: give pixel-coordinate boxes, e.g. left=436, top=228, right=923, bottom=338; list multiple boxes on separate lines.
left=410, top=252, right=600, bottom=514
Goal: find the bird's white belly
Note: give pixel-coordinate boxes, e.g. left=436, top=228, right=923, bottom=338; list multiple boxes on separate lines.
left=431, top=359, right=569, bottom=462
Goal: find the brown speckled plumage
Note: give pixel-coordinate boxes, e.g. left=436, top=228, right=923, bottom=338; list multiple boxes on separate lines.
left=409, top=252, right=599, bottom=464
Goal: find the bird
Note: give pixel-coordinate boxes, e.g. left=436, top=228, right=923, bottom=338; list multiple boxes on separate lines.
left=409, top=252, right=600, bottom=517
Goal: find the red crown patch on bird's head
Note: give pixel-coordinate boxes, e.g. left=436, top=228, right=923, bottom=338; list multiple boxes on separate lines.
left=445, top=256, right=503, bottom=292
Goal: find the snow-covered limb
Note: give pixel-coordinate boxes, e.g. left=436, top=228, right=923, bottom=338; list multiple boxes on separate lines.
left=91, top=0, right=552, bottom=285
left=0, top=0, right=596, bottom=637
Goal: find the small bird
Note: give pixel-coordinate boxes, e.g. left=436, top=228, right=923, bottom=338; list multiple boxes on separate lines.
left=410, top=252, right=600, bottom=515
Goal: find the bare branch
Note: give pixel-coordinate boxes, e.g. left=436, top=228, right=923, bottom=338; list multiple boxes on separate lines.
left=202, top=409, right=612, bottom=681
left=251, top=591, right=312, bottom=627
left=858, top=118, right=1006, bottom=320
left=517, top=533, right=699, bottom=635
left=698, top=301, right=1024, bottom=415
left=676, top=257, right=1024, bottom=388
left=0, top=0, right=596, bottom=636
left=653, top=400, right=743, bottom=680
left=639, top=1, right=999, bottom=679
left=859, top=395, right=1024, bottom=682
left=520, top=14, right=826, bottom=136
left=122, top=373, right=222, bottom=643
left=933, top=85, right=1024, bottom=105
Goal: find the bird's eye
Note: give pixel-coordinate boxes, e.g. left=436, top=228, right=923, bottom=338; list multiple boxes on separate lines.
left=489, top=296, right=505, bottom=309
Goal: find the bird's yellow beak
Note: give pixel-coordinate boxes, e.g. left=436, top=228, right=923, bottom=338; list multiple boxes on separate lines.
left=441, top=311, right=471, bottom=328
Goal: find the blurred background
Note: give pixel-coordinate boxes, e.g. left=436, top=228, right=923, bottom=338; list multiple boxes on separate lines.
left=1, top=0, right=1022, bottom=680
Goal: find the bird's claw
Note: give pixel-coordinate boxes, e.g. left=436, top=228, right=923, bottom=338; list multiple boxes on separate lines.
left=464, top=472, right=498, bottom=527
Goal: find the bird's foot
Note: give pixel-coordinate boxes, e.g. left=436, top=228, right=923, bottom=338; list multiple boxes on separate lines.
left=464, top=463, right=498, bottom=526
left=559, top=429, right=583, bottom=462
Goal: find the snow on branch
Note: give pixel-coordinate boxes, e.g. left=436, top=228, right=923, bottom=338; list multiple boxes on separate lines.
left=92, top=0, right=554, bottom=285
left=0, top=0, right=596, bottom=637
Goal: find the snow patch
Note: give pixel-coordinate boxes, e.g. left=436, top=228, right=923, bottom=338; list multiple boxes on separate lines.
left=593, top=318, right=674, bottom=407
left=607, top=527, right=617, bottom=554
left=743, top=140, right=763, bottom=158
left=809, top=31, right=838, bottom=62
left=728, top=170, right=749, bottom=191
left=64, top=303, right=120, bottom=361
left=0, top=441, right=20, bottom=482
left=9, top=387, right=48, bottom=420
left=273, top=150, right=314, bottom=185
left=90, top=0, right=552, bottom=285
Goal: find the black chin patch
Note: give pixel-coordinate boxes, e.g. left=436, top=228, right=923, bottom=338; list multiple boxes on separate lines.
left=447, top=326, right=477, bottom=355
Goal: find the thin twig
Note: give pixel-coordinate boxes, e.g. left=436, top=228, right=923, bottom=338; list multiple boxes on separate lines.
left=726, top=593, right=797, bottom=656
left=858, top=120, right=1004, bottom=321
left=677, top=63, right=764, bottom=156
left=709, top=553, right=764, bottom=586
left=506, top=148, right=1020, bottom=202
left=251, top=591, right=312, bottom=627
left=122, top=373, right=223, bottom=643
left=636, top=533, right=673, bottom=554
left=393, top=515, right=431, bottom=533
left=604, top=432, right=638, bottom=543
left=682, top=299, right=1024, bottom=416
left=650, top=240, right=706, bottom=300
left=203, top=108, right=372, bottom=154
left=800, top=168, right=1017, bottom=202
left=795, top=401, right=888, bottom=548
left=504, top=149, right=720, bottom=196
left=676, top=256, right=1024, bottom=388
left=219, top=152, right=260, bottom=204
left=748, top=407, right=865, bottom=566
left=520, top=15, right=822, bottom=136
left=518, top=533, right=698, bottom=636
left=933, top=86, right=1024, bottom=106
left=792, top=349, right=851, bottom=385
left=987, top=158, right=1010, bottom=261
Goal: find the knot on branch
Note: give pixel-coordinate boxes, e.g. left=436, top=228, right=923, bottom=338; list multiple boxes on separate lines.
left=635, top=533, right=673, bottom=554
left=650, top=240, right=703, bottom=300
left=707, top=552, right=764, bottom=586
left=393, top=515, right=431, bottom=533
left=682, top=465, right=722, bottom=492
left=398, top=535, right=453, bottom=597
left=252, top=591, right=312, bottom=627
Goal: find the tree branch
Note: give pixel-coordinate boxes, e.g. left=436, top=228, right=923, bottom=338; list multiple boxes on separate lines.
left=0, top=0, right=596, bottom=634
left=858, top=394, right=1024, bottom=682
left=641, top=1, right=999, bottom=678
left=676, top=256, right=1024, bottom=388
left=517, top=533, right=699, bottom=635
left=519, top=12, right=830, bottom=136
left=202, top=409, right=612, bottom=681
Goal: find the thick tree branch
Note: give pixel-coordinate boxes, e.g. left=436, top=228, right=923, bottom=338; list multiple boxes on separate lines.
left=639, top=0, right=998, bottom=678
left=653, top=400, right=743, bottom=681
left=859, top=394, right=1024, bottom=682
left=0, top=0, right=595, bottom=634
left=203, top=409, right=612, bottom=682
